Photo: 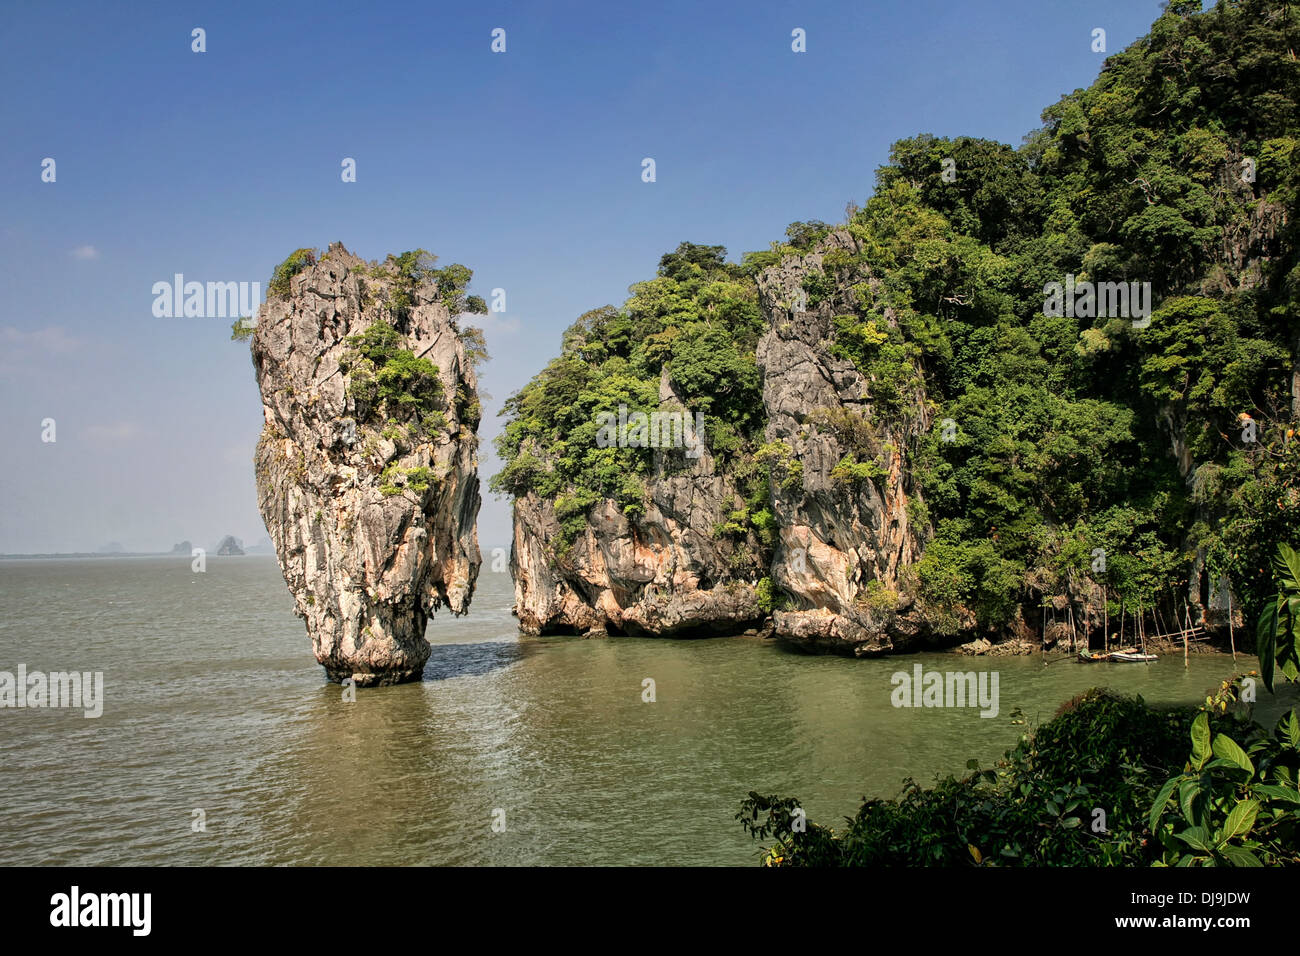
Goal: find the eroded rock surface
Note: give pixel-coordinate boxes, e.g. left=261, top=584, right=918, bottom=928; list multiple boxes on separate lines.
left=510, top=369, right=766, bottom=637
left=508, top=231, right=945, bottom=653
left=251, top=243, right=481, bottom=685
left=756, top=231, right=936, bottom=655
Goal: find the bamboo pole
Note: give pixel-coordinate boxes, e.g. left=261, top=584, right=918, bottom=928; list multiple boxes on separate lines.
left=1139, top=596, right=1146, bottom=659
left=1184, top=604, right=1191, bottom=669
left=1068, top=605, right=1078, bottom=653
left=1103, top=586, right=1109, bottom=654
left=1227, top=586, right=1237, bottom=663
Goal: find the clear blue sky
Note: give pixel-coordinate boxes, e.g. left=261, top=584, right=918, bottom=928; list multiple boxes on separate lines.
left=0, top=0, right=1166, bottom=553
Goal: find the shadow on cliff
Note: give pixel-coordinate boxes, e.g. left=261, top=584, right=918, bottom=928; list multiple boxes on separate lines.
left=420, top=639, right=525, bottom=682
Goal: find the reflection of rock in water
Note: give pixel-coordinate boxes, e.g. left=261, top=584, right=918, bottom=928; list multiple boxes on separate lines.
left=250, top=243, right=482, bottom=686
left=422, top=641, right=524, bottom=682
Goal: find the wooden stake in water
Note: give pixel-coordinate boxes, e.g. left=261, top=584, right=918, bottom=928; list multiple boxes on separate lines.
left=1103, top=586, right=1109, bottom=654
left=1139, top=596, right=1146, bottom=661
left=1227, top=586, right=1237, bottom=663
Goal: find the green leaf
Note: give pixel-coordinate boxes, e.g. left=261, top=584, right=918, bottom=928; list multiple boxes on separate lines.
left=1274, top=543, right=1300, bottom=594
left=1252, top=783, right=1300, bottom=805
left=1149, top=777, right=1180, bottom=832
left=1204, top=757, right=1245, bottom=773
left=1287, top=593, right=1300, bottom=635
left=1218, top=799, right=1259, bottom=844
left=1211, top=734, right=1255, bottom=775
left=1258, top=598, right=1278, bottom=693
left=1279, top=709, right=1300, bottom=750
left=1220, top=845, right=1263, bottom=867
left=1176, top=825, right=1215, bottom=852
left=1179, top=778, right=1202, bottom=826
left=1191, top=711, right=1211, bottom=769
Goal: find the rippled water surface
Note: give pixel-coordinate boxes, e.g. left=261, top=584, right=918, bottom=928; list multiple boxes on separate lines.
left=0, top=556, right=1268, bottom=865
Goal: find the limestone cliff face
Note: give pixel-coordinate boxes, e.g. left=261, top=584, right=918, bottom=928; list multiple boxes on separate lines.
left=755, top=231, right=939, bottom=655
left=510, top=369, right=767, bottom=637
left=507, top=230, right=944, bottom=653
left=252, top=243, right=481, bottom=685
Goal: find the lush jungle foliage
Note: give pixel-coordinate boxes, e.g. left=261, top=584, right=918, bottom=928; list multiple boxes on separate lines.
left=741, top=547, right=1300, bottom=867
left=1148, top=698, right=1300, bottom=866
left=494, top=0, right=1300, bottom=628
left=739, top=679, right=1299, bottom=867
left=490, top=242, right=777, bottom=551
left=844, top=0, right=1300, bottom=631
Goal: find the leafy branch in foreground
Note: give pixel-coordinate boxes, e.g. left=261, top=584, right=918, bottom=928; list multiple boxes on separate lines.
left=1148, top=686, right=1300, bottom=867
left=1256, top=543, right=1300, bottom=692
left=742, top=663, right=1300, bottom=867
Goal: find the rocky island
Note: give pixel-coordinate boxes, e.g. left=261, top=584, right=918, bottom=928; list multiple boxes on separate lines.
left=493, top=0, right=1300, bottom=658
left=248, top=244, right=486, bottom=685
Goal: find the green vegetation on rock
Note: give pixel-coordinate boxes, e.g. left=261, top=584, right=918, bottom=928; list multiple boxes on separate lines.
left=366, top=250, right=489, bottom=322
left=268, top=248, right=318, bottom=299
left=340, top=321, right=447, bottom=437
left=494, top=0, right=1299, bottom=633
left=491, top=242, right=774, bottom=552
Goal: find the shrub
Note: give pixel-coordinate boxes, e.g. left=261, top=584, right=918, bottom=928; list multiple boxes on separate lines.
left=378, top=464, right=436, bottom=497
left=830, top=453, right=885, bottom=487
left=1148, top=676, right=1300, bottom=866
left=739, top=689, right=1199, bottom=867
left=268, top=248, right=317, bottom=299
left=339, top=321, right=444, bottom=433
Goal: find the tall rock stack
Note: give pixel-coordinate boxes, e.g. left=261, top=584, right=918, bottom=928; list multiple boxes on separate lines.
left=505, top=230, right=936, bottom=653
left=755, top=230, right=932, bottom=655
left=251, top=243, right=481, bottom=685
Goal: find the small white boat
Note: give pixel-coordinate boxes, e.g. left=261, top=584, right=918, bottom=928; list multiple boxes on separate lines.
left=1108, top=651, right=1157, bottom=663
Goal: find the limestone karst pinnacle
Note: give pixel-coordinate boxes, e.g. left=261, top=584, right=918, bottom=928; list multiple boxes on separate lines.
left=250, top=242, right=482, bottom=685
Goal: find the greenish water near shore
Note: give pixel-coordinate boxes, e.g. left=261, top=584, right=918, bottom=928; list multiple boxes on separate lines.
left=0, top=556, right=1272, bottom=865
